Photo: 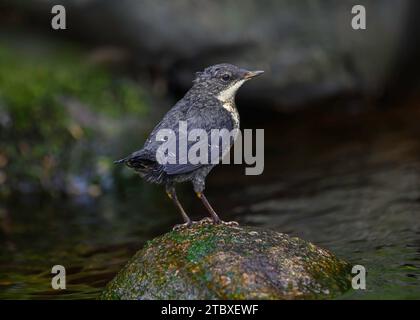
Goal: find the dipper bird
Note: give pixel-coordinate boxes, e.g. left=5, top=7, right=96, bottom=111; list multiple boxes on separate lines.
left=116, top=63, right=263, bottom=229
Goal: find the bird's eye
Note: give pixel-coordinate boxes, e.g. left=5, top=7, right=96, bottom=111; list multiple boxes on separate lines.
left=222, top=73, right=231, bottom=81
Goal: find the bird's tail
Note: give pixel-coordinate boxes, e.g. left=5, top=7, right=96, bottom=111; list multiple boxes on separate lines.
left=114, top=157, right=127, bottom=164
left=114, top=149, right=156, bottom=168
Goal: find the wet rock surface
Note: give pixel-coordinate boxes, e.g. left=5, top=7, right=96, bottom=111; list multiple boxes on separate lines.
left=100, top=223, right=351, bottom=300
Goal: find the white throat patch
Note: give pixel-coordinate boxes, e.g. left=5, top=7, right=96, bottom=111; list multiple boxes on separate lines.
left=216, top=79, right=246, bottom=103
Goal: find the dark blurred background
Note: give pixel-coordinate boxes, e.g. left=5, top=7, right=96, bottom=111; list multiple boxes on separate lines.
left=1, top=0, right=420, bottom=299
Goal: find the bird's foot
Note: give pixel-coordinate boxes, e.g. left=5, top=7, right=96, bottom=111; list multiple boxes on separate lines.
left=210, top=218, right=240, bottom=227
left=220, top=220, right=240, bottom=227
left=173, top=218, right=239, bottom=230
left=172, top=221, right=193, bottom=231
left=196, top=217, right=213, bottom=225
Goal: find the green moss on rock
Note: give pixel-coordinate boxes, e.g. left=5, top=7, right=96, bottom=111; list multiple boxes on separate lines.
left=100, top=224, right=352, bottom=300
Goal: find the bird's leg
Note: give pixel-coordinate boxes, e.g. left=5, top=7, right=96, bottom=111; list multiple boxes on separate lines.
left=166, top=185, right=192, bottom=230
left=195, top=192, right=239, bottom=226
left=193, top=179, right=239, bottom=226
left=196, top=192, right=221, bottom=224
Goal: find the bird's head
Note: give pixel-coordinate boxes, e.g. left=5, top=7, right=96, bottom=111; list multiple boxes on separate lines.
left=193, top=63, right=264, bottom=102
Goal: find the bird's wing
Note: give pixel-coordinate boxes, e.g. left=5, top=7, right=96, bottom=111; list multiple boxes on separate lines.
left=117, top=97, right=236, bottom=176
left=116, top=100, right=187, bottom=165
left=158, top=100, right=236, bottom=175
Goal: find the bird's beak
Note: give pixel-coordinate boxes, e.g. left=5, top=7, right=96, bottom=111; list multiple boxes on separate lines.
left=243, top=70, right=264, bottom=80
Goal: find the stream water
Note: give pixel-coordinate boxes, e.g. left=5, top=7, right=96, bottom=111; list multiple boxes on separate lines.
left=1, top=104, right=420, bottom=299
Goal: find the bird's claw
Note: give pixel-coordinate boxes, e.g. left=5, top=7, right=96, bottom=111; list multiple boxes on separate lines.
left=220, top=220, right=240, bottom=227
left=196, top=217, right=213, bottom=225
left=203, top=218, right=239, bottom=227
left=172, top=218, right=239, bottom=230
left=172, top=221, right=193, bottom=231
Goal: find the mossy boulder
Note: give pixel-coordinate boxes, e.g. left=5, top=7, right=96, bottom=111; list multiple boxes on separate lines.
left=100, top=224, right=352, bottom=299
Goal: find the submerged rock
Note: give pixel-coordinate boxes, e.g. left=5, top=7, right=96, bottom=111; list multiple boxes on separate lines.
left=101, top=224, right=351, bottom=299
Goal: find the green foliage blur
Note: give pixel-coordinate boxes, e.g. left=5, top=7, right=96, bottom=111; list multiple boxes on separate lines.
left=0, top=41, right=149, bottom=198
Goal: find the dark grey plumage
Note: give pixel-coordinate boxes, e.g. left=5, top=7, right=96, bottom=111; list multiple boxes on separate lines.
left=116, top=63, right=263, bottom=229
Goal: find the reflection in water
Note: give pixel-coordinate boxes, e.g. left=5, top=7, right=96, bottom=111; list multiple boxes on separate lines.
left=1, top=104, right=420, bottom=299
left=0, top=188, right=175, bottom=299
